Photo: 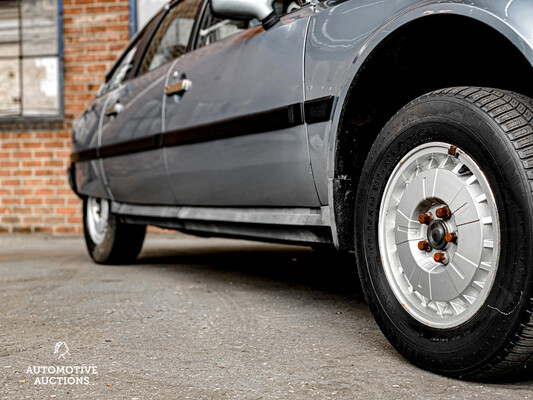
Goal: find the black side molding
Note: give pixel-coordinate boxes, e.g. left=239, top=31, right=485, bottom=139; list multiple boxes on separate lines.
left=71, top=97, right=335, bottom=163
left=304, top=96, right=335, bottom=124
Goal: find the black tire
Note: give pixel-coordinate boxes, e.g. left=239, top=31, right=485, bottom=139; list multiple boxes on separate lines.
left=354, top=87, right=533, bottom=380
left=83, top=197, right=146, bottom=265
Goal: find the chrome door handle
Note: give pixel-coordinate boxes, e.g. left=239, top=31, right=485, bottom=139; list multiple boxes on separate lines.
left=105, top=103, right=124, bottom=116
left=165, top=79, right=192, bottom=96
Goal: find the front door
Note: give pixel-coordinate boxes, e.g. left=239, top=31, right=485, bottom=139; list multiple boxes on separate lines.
left=162, top=3, right=320, bottom=207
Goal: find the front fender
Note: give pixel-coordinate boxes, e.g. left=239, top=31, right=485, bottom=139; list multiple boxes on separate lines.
left=305, top=0, right=533, bottom=181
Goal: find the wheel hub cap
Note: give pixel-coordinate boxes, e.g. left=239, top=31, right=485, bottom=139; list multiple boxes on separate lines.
left=86, top=197, right=109, bottom=245
left=427, top=220, right=448, bottom=250
left=378, top=142, right=500, bottom=328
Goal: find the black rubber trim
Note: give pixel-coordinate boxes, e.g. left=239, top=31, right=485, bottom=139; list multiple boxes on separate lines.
left=71, top=97, right=334, bottom=163
left=262, top=11, right=280, bottom=30
left=305, top=96, right=334, bottom=124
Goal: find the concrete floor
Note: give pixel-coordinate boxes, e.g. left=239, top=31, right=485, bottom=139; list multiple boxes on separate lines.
left=1, top=233, right=533, bottom=399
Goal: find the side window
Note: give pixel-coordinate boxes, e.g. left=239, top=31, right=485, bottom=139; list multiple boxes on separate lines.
left=196, top=5, right=248, bottom=49
left=195, top=0, right=301, bottom=50
left=140, top=0, right=202, bottom=74
left=107, top=46, right=137, bottom=90
left=274, top=0, right=301, bottom=15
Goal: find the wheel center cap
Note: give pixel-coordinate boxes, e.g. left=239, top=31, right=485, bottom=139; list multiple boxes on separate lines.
left=427, top=220, right=448, bottom=250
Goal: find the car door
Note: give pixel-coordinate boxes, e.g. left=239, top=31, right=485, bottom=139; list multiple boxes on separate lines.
left=162, top=1, right=321, bottom=207
left=98, top=7, right=187, bottom=205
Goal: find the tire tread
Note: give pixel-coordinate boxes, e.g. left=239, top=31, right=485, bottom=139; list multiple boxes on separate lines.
left=419, top=87, right=533, bottom=379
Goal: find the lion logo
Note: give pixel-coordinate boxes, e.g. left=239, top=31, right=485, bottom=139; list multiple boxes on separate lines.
left=54, top=342, right=71, bottom=359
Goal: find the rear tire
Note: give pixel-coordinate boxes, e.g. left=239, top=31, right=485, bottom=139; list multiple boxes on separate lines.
left=83, top=196, right=146, bottom=264
left=355, top=87, right=533, bottom=380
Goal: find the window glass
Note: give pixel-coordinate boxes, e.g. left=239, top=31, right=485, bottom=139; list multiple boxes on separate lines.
left=196, top=6, right=249, bottom=49
left=0, top=1, right=20, bottom=57
left=21, top=0, right=58, bottom=56
left=108, top=46, right=138, bottom=89
left=22, top=57, right=59, bottom=116
left=274, top=0, right=301, bottom=15
left=140, top=0, right=202, bottom=74
left=0, top=60, right=21, bottom=118
left=0, top=0, right=61, bottom=119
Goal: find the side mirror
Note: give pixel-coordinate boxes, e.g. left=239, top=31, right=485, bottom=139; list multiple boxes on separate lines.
left=211, top=0, right=280, bottom=30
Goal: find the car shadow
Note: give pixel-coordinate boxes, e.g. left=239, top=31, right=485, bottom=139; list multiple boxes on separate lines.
left=136, top=237, right=365, bottom=304
left=133, top=236, right=533, bottom=384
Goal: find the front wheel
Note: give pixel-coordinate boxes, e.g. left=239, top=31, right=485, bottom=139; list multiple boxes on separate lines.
left=84, top=196, right=146, bottom=264
left=355, top=87, right=533, bottom=380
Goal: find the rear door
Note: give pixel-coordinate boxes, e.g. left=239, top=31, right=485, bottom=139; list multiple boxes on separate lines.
left=162, top=2, right=320, bottom=207
left=98, top=4, right=203, bottom=205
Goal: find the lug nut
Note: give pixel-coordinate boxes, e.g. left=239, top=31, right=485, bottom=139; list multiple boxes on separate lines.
left=445, top=232, right=458, bottom=244
left=418, top=240, right=431, bottom=252
left=418, top=213, right=433, bottom=225
left=434, top=252, right=446, bottom=264
left=436, top=207, right=451, bottom=220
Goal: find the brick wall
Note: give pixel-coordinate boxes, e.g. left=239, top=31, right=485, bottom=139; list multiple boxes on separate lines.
left=0, top=0, right=130, bottom=234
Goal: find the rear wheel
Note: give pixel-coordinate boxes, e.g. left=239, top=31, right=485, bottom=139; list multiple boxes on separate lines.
left=355, top=87, right=533, bottom=380
left=83, top=196, right=146, bottom=264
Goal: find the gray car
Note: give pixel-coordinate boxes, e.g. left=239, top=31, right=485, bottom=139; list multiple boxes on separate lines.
left=70, top=0, right=533, bottom=380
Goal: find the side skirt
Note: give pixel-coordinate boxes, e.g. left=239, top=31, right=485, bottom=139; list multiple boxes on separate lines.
left=111, top=202, right=334, bottom=246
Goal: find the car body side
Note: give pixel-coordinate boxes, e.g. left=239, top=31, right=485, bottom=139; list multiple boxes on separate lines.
left=70, top=0, right=533, bottom=248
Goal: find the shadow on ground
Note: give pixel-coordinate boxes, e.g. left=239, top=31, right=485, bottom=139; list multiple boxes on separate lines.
left=137, top=238, right=365, bottom=303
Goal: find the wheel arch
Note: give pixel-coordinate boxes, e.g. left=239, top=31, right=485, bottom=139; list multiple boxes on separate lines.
left=328, top=5, right=533, bottom=250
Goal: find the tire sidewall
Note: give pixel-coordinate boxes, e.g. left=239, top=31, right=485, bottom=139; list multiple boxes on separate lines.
left=355, top=96, right=533, bottom=377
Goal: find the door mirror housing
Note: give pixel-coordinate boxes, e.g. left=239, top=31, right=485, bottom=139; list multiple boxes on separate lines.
left=211, top=0, right=280, bottom=30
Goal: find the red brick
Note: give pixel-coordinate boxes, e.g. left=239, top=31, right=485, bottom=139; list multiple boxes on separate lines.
left=23, top=216, right=43, bottom=224
left=24, top=179, right=43, bottom=186
left=23, top=142, right=42, bottom=149
left=13, top=226, right=31, bottom=233
left=35, top=170, right=55, bottom=176
left=2, top=142, right=20, bottom=149
left=13, top=170, right=32, bottom=177
left=58, top=188, right=75, bottom=195
left=34, top=227, right=54, bottom=233
left=67, top=197, right=82, bottom=205
left=0, top=161, right=18, bottom=168
left=57, top=207, right=77, bottom=214
left=55, top=226, right=77, bottom=233
left=34, top=151, right=54, bottom=158
left=12, top=152, right=32, bottom=158
left=22, top=161, right=42, bottom=167
left=24, top=198, right=43, bottom=205
left=14, top=188, right=32, bottom=195
left=45, top=179, right=65, bottom=186
left=13, top=207, right=32, bottom=214
left=3, top=198, right=21, bottom=205
left=46, top=198, right=65, bottom=205
left=2, top=179, right=21, bottom=186
left=35, top=189, right=54, bottom=196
